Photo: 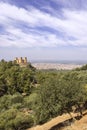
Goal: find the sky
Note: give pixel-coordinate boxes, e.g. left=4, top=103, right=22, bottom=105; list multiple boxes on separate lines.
left=0, top=0, right=87, bottom=62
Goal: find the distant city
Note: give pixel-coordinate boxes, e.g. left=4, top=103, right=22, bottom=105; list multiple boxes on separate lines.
left=31, top=60, right=87, bottom=65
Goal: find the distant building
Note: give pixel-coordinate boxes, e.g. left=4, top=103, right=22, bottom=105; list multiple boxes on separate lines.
left=14, top=57, right=27, bottom=65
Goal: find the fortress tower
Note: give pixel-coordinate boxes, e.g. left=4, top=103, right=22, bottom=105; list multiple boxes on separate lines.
left=14, top=57, right=19, bottom=64
left=24, top=57, right=27, bottom=63
left=19, top=57, right=23, bottom=64
left=14, top=57, right=27, bottom=65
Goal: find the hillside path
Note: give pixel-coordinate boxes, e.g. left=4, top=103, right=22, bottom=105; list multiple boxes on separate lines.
left=27, top=113, right=77, bottom=130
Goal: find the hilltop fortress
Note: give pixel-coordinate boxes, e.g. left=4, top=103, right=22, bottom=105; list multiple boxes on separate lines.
left=14, top=57, right=28, bottom=65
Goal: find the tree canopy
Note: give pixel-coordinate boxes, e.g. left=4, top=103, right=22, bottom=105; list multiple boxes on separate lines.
left=0, top=60, right=87, bottom=129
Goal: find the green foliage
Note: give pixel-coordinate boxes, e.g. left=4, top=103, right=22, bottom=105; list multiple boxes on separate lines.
left=1, top=60, right=87, bottom=128
left=0, top=60, right=36, bottom=95
left=0, top=93, right=34, bottom=130
left=0, top=109, right=34, bottom=130
left=75, top=64, right=87, bottom=71
left=34, top=77, right=62, bottom=124
left=0, top=79, right=7, bottom=96
left=0, top=93, right=23, bottom=111
left=24, top=93, right=38, bottom=109
left=34, top=72, right=87, bottom=124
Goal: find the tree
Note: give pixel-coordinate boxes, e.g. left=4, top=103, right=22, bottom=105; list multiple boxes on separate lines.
left=34, top=77, right=62, bottom=124
left=34, top=74, right=87, bottom=124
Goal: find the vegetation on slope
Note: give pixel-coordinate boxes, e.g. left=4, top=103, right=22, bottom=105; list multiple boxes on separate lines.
left=0, top=60, right=87, bottom=129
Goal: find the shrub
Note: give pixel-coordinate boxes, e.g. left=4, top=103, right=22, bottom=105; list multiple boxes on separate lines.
left=0, top=108, right=34, bottom=130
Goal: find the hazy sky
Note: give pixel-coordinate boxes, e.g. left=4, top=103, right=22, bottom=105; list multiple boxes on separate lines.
left=0, top=0, right=87, bottom=61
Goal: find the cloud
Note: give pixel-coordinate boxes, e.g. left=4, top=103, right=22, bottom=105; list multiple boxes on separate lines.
left=51, top=0, right=87, bottom=10
left=0, top=1, right=87, bottom=48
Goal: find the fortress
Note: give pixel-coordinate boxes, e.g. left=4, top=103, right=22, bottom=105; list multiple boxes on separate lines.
left=14, top=57, right=27, bottom=65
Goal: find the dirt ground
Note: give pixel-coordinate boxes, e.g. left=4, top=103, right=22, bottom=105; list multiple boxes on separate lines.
left=62, top=115, right=87, bottom=130
left=27, top=113, right=87, bottom=130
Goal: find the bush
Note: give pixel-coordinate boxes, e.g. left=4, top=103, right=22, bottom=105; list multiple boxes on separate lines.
left=0, top=108, right=34, bottom=130
left=0, top=94, right=23, bottom=112
left=24, top=93, right=38, bottom=109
